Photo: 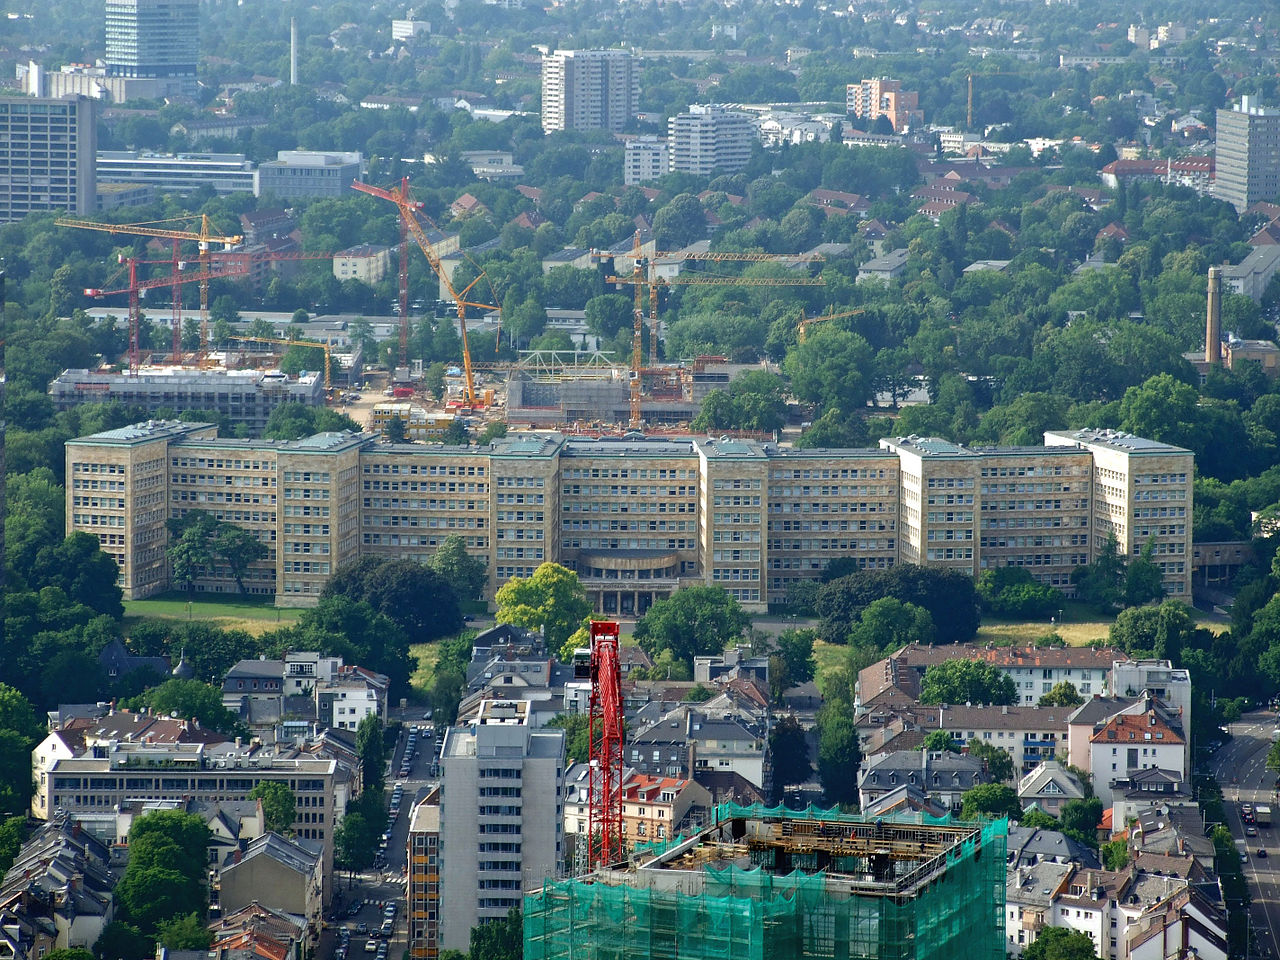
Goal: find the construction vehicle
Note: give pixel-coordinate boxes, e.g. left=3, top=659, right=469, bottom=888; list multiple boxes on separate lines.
left=58, top=214, right=242, bottom=361
left=796, top=307, right=867, bottom=343
left=352, top=177, right=499, bottom=412
left=599, top=234, right=825, bottom=428
left=227, top=334, right=334, bottom=392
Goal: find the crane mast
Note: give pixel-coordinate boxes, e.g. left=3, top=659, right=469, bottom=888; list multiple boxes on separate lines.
left=587, top=620, right=624, bottom=869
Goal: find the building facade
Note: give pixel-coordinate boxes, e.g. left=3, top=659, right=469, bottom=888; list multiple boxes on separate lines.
left=257, top=151, right=365, bottom=200
left=0, top=95, right=97, bottom=224
left=407, top=796, right=441, bottom=960
left=50, top=368, right=325, bottom=435
left=96, top=151, right=257, bottom=196
left=333, top=244, right=392, bottom=284
left=104, top=0, right=199, bottom=95
left=438, top=700, right=563, bottom=952
left=623, top=136, right=670, bottom=185
left=668, top=104, right=753, bottom=177
left=540, top=50, right=639, bottom=134
left=1215, top=97, right=1280, bottom=213
left=65, top=426, right=1195, bottom=606
left=846, top=78, right=922, bottom=132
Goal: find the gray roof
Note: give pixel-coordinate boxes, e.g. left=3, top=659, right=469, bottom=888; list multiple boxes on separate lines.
left=859, top=750, right=988, bottom=791
left=222, top=832, right=321, bottom=876
left=1006, top=825, right=1101, bottom=869
left=1067, top=695, right=1141, bottom=726
left=1005, top=860, right=1072, bottom=908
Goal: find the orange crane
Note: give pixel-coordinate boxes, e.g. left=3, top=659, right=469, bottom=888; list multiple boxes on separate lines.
left=227, top=334, right=333, bottom=391
left=600, top=237, right=825, bottom=428
left=57, top=214, right=243, bottom=360
left=352, top=177, right=498, bottom=409
left=797, top=307, right=867, bottom=343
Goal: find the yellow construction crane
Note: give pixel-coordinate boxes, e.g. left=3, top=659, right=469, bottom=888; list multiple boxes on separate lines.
left=797, top=307, right=867, bottom=343
left=599, top=233, right=825, bottom=427
left=58, top=214, right=243, bottom=355
left=228, top=334, right=333, bottom=391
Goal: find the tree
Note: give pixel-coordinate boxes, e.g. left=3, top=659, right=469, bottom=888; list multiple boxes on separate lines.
left=1267, top=739, right=1280, bottom=773
left=651, top=193, right=706, bottom=249
left=470, top=906, right=521, bottom=960
left=45, top=950, right=95, bottom=960
left=427, top=534, right=488, bottom=601
left=248, top=781, right=297, bottom=834
left=769, top=628, right=817, bottom=700
left=1058, top=797, right=1104, bottom=848
left=1101, top=839, right=1130, bottom=870
left=323, top=557, right=461, bottom=643
left=494, top=562, right=591, bottom=652
left=959, top=784, right=1022, bottom=821
left=1039, top=681, right=1085, bottom=708
left=921, top=729, right=959, bottom=753
left=128, top=678, right=242, bottom=735
left=0, top=816, right=27, bottom=875
left=919, top=660, right=1017, bottom=706
left=167, top=519, right=215, bottom=597
left=1023, top=927, right=1098, bottom=960
left=768, top=716, right=812, bottom=801
left=385, top=415, right=407, bottom=443
left=1109, top=600, right=1196, bottom=661
left=156, top=914, right=213, bottom=951
left=784, top=326, right=875, bottom=414
left=546, top=713, right=590, bottom=765
left=965, top=738, right=1015, bottom=783
left=209, top=525, right=269, bottom=595
left=335, top=810, right=376, bottom=872
left=1124, top=540, right=1166, bottom=607
left=816, top=705, right=860, bottom=805
left=1071, top=535, right=1126, bottom=613
left=93, top=922, right=152, bottom=960
left=846, top=598, right=936, bottom=648
left=976, top=567, right=1064, bottom=619
left=1017, top=807, right=1061, bottom=830
left=357, top=714, right=388, bottom=794
left=633, top=587, right=750, bottom=669
left=0, top=684, right=44, bottom=743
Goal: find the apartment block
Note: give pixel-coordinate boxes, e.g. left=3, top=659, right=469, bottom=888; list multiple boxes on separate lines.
left=35, top=740, right=338, bottom=901
left=668, top=104, right=753, bottom=177
left=438, top=700, right=563, bottom=951
left=105, top=0, right=199, bottom=88
left=333, top=243, right=392, bottom=284
left=846, top=78, right=922, bottom=132
left=65, top=426, right=1196, bottom=608
left=540, top=50, right=639, bottom=134
left=1045, top=429, right=1193, bottom=597
left=0, top=95, right=97, bottom=224
left=407, top=794, right=441, bottom=960
left=623, top=136, right=670, bottom=185
left=1214, top=96, right=1280, bottom=212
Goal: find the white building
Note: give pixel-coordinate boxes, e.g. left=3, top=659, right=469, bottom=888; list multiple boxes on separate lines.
left=624, top=137, right=670, bottom=185
left=668, top=104, right=753, bottom=176
left=439, top=700, right=564, bottom=951
left=1085, top=699, right=1186, bottom=807
left=540, top=49, right=638, bottom=134
left=391, top=18, right=430, bottom=41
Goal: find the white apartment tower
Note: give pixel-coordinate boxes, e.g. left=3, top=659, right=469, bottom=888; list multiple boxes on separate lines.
left=668, top=104, right=753, bottom=176
left=540, top=49, right=639, bottom=134
left=624, top=137, right=670, bottom=185
left=438, top=700, right=564, bottom=950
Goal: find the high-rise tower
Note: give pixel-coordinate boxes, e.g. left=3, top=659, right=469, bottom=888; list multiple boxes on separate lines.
left=105, top=0, right=199, bottom=94
left=1214, top=96, right=1280, bottom=213
left=540, top=49, right=638, bottom=134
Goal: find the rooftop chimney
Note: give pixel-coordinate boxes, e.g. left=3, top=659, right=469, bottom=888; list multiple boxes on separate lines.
left=1206, top=266, right=1222, bottom=365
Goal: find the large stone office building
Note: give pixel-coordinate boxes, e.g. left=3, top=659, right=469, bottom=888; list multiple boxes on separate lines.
left=65, top=424, right=1194, bottom=609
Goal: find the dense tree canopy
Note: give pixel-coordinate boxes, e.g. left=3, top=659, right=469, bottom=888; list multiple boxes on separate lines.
left=633, top=587, right=750, bottom=668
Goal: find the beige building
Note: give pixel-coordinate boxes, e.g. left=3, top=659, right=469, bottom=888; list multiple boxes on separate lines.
left=333, top=243, right=393, bottom=284
left=407, top=792, right=441, bottom=960
left=66, top=424, right=1195, bottom=609
left=218, top=833, right=323, bottom=939
left=1045, top=429, right=1193, bottom=597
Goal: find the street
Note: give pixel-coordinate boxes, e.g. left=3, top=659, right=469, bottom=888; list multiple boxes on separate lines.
left=325, top=718, right=443, bottom=960
left=1213, top=713, right=1280, bottom=959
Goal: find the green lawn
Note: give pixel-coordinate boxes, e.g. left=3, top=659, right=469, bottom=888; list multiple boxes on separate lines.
left=123, top=593, right=303, bottom=635
left=409, top=642, right=439, bottom=697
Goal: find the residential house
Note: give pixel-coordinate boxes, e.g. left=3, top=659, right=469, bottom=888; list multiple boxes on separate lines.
left=1087, top=703, right=1186, bottom=806
left=217, top=834, right=323, bottom=942
left=857, top=750, right=989, bottom=812
left=856, top=248, right=910, bottom=283
left=1017, top=761, right=1087, bottom=817
left=209, top=902, right=307, bottom=960
left=1005, top=824, right=1099, bottom=869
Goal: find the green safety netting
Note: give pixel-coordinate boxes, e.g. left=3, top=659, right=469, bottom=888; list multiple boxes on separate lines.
left=526, top=817, right=1007, bottom=960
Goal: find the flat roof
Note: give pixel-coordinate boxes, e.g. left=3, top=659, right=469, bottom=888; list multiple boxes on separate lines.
left=69, top=419, right=215, bottom=445
left=1044, top=428, right=1191, bottom=455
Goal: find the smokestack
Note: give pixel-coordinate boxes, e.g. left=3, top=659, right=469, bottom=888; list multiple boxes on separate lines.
left=1206, top=265, right=1221, bottom=365
left=290, top=18, right=299, bottom=86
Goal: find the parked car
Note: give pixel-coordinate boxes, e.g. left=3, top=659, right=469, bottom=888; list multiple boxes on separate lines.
left=355, top=923, right=368, bottom=934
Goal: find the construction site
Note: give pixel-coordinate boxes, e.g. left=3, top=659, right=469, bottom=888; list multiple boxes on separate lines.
left=524, top=802, right=1008, bottom=960
left=52, top=180, right=839, bottom=437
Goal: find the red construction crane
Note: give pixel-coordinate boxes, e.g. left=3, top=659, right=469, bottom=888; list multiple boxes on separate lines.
left=587, top=620, right=624, bottom=869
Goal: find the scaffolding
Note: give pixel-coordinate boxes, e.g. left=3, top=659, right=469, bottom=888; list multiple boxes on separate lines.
left=524, top=806, right=1006, bottom=960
